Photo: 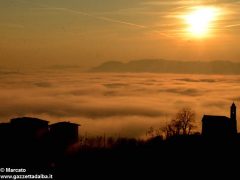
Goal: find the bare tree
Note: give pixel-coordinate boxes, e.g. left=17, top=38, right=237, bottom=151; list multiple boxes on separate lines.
left=146, top=126, right=162, bottom=139
left=162, top=108, right=196, bottom=138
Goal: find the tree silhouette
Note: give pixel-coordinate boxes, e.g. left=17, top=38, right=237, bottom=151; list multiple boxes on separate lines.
left=162, top=108, right=196, bottom=138
left=146, top=126, right=162, bottom=139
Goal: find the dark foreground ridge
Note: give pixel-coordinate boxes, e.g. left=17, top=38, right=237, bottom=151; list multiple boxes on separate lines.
left=0, top=113, right=240, bottom=178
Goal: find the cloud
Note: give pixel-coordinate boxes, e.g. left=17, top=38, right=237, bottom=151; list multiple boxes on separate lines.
left=0, top=23, right=25, bottom=29
left=0, top=72, right=239, bottom=138
left=17, top=0, right=147, bottom=29
left=142, top=0, right=240, bottom=6
left=34, top=82, right=52, bottom=88
left=10, top=0, right=240, bottom=42
left=16, top=0, right=174, bottom=38
left=202, top=100, right=228, bottom=109
left=103, top=83, right=129, bottom=88
left=159, top=88, right=204, bottom=96
left=0, top=97, right=165, bottom=119
left=176, top=78, right=218, bottom=83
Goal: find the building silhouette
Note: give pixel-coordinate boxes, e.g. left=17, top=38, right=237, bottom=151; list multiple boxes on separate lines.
left=10, top=117, right=49, bottom=141
left=0, top=117, right=80, bottom=166
left=202, top=103, right=237, bottom=137
left=50, top=121, right=80, bottom=147
left=0, top=123, right=11, bottom=137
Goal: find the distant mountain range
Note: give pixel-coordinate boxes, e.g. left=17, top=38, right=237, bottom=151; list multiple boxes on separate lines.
left=89, top=59, right=240, bottom=74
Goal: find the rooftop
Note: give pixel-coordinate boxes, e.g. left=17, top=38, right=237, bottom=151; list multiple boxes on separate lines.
left=202, top=115, right=230, bottom=122
left=10, top=117, right=49, bottom=125
left=50, top=121, right=80, bottom=128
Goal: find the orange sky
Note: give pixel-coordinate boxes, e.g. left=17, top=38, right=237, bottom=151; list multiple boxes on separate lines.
left=1, top=0, right=240, bottom=69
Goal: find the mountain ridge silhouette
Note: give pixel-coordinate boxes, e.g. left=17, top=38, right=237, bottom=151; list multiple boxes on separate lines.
left=90, top=59, right=240, bottom=74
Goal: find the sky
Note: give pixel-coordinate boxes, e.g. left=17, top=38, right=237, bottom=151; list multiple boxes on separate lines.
left=0, top=71, right=239, bottom=138
left=1, top=0, right=240, bottom=69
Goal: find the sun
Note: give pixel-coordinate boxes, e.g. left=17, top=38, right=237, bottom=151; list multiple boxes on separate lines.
left=184, top=7, right=219, bottom=38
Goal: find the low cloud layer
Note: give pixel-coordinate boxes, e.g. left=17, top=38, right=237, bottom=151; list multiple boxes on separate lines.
left=0, top=71, right=239, bottom=138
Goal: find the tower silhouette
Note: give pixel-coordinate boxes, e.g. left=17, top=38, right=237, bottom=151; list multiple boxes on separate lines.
left=230, top=102, right=237, bottom=134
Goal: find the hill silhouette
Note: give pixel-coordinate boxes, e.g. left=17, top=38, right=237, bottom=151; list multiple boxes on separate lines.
left=90, top=59, right=240, bottom=74
left=1, top=114, right=240, bottom=179
left=1, top=105, right=240, bottom=179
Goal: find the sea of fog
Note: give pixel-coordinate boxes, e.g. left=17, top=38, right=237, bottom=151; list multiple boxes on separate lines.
left=0, top=71, right=239, bottom=138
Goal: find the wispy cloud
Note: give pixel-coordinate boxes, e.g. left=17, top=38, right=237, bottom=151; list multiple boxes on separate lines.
left=225, top=24, right=240, bottom=28
left=16, top=0, right=175, bottom=37
left=142, top=0, right=240, bottom=6
left=41, top=7, right=146, bottom=29
left=0, top=23, right=24, bottom=29
left=45, top=7, right=175, bottom=38
left=16, top=0, right=240, bottom=38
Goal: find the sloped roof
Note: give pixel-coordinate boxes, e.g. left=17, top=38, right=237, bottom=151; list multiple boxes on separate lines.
left=202, top=115, right=230, bottom=122
left=50, top=121, right=80, bottom=128
left=10, top=117, right=49, bottom=125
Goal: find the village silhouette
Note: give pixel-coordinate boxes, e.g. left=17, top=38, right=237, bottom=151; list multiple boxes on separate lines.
left=0, top=103, right=240, bottom=178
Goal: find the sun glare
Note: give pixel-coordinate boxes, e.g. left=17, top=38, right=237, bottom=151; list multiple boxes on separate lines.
left=184, top=7, right=219, bottom=38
